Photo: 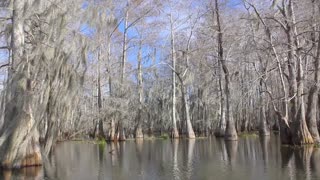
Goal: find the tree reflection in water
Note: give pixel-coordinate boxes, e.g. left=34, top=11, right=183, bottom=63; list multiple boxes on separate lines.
left=225, top=140, right=238, bottom=168
left=0, top=166, right=43, bottom=180
left=3, top=136, right=320, bottom=180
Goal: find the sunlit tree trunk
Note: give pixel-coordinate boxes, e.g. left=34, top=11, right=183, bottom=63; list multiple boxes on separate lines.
left=170, top=13, right=179, bottom=139
left=179, top=80, right=195, bottom=138
left=0, top=0, right=42, bottom=168
left=135, top=41, right=143, bottom=139
left=107, top=38, right=115, bottom=141
left=176, top=34, right=195, bottom=138
left=118, top=4, right=129, bottom=141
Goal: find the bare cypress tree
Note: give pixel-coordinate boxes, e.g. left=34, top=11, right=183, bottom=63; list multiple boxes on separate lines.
left=306, top=8, right=320, bottom=143
left=135, top=40, right=144, bottom=139
left=170, top=12, right=179, bottom=139
left=214, top=0, right=237, bottom=141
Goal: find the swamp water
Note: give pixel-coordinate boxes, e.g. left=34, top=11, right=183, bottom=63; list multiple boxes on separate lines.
left=1, top=134, right=320, bottom=180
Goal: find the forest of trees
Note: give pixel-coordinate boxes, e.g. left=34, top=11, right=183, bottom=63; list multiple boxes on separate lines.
left=0, top=0, right=320, bottom=169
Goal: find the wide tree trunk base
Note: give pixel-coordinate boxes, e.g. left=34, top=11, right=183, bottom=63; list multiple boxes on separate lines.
left=187, top=131, right=195, bottom=139
left=1, top=135, right=42, bottom=169
left=107, top=133, right=115, bottom=141
left=171, top=128, right=179, bottom=139
left=135, top=128, right=143, bottom=139
left=118, top=131, right=126, bottom=141
left=225, top=121, right=238, bottom=141
left=292, top=109, right=314, bottom=145
left=292, top=126, right=314, bottom=145
left=0, top=106, right=43, bottom=169
left=306, top=120, right=320, bottom=144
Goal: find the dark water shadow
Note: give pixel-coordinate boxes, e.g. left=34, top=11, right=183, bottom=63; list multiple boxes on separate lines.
left=280, top=146, right=294, bottom=169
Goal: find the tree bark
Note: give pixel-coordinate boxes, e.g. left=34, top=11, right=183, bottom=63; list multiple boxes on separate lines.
left=288, top=0, right=313, bottom=144
left=247, top=1, right=291, bottom=144
left=179, top=79, right=195, bottom=138
left=259, top=72, right=270, bottom=136
left=170, top=13, right=179, bottom=139
left=94, top=48, right=105, bottom=139
left=118, top=4, right=129, bottom=141
left=214, top=53, right=226, bottom=137
left=106, top=36, right=115, bottom=142
left=214, top=0, right=237, bottom=141
left=259, top=90, right=270, bottom=136
left=135, top=41, right=143, bottom=139
left=0, top=0, right=42, bottom=168
left=306, top=8, right=320, bottom=144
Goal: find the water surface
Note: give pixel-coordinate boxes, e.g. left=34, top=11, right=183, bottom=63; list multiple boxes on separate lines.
left=1, top=135, right=320, bottom=180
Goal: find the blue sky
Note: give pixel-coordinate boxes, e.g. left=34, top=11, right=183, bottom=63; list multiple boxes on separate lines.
left=0, top=0, right=246, bottom=89
left=227, top=0, right=243, bottom=7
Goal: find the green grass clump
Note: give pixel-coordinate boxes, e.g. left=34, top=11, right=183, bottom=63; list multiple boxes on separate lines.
left=195, top=137, right=207, bottom=139
left=238, top=132, right=259, bottom=138
left=159, top=133, right=169, bottom=139
left=96, top=138, right=106, bottom=145
left=312, top=144, right=320, bottom=148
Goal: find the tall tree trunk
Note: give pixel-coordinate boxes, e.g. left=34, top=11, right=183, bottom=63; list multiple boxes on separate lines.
left=288, top=0, right=313, bottom=144
left=118, top=4, right=129, bottom=141
left=170, top=13, right=179, bottom=139
left=43, top=88, right=58, bottom=156
left=107, top=37, right=115, bottom=141
left=214, top=73, right=226, bottom=137
left=306, top=5, right=320, bottom=144
left=0, top=0, right=42, bottom=168
left=259, top=63, right=270, bottom=136
left=214, top=0, right=237, bottom=141
left=135, top=41, right=143, bottom=139
left=94, top=48, right=105, bottom=139
left=180, top=80, right=195, bottom=138
left=259, top=85, right=270, bottom=136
